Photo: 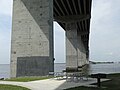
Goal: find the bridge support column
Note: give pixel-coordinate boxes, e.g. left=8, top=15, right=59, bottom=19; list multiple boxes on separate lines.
left=11, top=0, right=54, bottom=77
left=66, top=23, right=78, bottom=71
left=77, top=31, right=90, bottom=75
left=77, top=34, right=88, bottom=71
left=66, top=23, right=89, bottom=71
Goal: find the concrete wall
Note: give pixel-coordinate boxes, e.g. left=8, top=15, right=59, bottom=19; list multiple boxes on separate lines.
left=11, top=0, right=54, bottom=77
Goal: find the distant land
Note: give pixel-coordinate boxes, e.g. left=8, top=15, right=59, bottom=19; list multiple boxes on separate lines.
left=89, top=61, right=115, bottom=64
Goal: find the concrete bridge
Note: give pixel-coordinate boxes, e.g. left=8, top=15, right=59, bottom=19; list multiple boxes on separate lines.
left=11, top=0, right=92, bottom=77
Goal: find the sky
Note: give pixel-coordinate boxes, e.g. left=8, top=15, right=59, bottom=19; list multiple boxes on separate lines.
left=0, top=0, right=120, bottom=64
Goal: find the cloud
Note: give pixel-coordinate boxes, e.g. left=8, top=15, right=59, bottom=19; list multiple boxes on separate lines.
left=0, top=25, right=11, bottom=64
left=0, top=15, right=12, bottom=29
left=0, top=0, right=13, bottom=16
left=90, top=0, right=120, bottom=62
left=106, top=52, right=113, bottom=56
left=0, top=0, right=12, bottom=64
left=91, top=0, right=112, bottom=22
left=54, top=22, right=65, bottom=63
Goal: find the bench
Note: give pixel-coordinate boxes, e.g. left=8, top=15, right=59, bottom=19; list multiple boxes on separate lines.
left=90, top=73, right=107, bottom=87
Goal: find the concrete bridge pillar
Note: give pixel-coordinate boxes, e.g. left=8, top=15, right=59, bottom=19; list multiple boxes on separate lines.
left=66, top=22, right=88, bottom=71
left=11, top=0, right=54, bottom=77
left=77, top=34, right=87, bottom=68
left=66, top=23, right=78, bottom=70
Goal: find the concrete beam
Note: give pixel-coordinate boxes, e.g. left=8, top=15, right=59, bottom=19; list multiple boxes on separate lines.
left=54, top=14, right=91, bottom=23
left=78, top=31, right=89, bottom=35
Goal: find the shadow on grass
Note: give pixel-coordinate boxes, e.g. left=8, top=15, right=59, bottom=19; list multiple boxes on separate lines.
left=0, top=84, right=30, bottom=90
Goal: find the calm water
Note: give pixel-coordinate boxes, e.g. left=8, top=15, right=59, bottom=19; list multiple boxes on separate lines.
left=1, top=63, right=120, bottom=78
left=0, top=64, right=10, bottom=78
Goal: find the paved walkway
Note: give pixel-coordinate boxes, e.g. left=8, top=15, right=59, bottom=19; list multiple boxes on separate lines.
left=0, top=78, right=109, bottom=90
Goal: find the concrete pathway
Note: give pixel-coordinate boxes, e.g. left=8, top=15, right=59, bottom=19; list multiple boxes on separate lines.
left=0, top=78, right=109, bottom=90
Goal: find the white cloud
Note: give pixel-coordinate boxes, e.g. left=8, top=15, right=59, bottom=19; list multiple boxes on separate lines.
left=0, top=0, right=13, bottom=16
left=106, top=52, right=113, bottom=56
left=91, top=0, right=112, bottom=22
left=0, top=29, right=11, bottom=64
left=0, top=0, right=12, bottom=64
left=54, top=22, right=65, bottom=63
left=90, top=0, right=120, bottom=62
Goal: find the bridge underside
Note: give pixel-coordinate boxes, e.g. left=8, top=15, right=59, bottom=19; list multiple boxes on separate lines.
left=11, top=0, right=92, bottom=77
left=54, top=0, right=92, bottom=71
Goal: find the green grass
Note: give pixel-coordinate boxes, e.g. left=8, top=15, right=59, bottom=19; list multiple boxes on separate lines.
left=4, top=76, right=53, bottom=82
left=65, top=73, right=120, bottom=90
left=0, top=84, right=30, bottom=90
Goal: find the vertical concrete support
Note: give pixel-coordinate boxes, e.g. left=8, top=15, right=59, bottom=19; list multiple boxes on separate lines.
left=65, top=23, right=89, bottom=71
left=11, top=0, right=54, bottom=77
left=77, top=34, right=83, bottom=67
left=66, top=23, right=78, bottom=70
left=77, top=34, right=87, bottom=68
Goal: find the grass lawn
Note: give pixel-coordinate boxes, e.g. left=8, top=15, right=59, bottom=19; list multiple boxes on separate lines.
left=4, top=76, right=53, bottom=82
left=65, top=73, right=120, bottom=90
left=0, top=84, right=30, bottom=90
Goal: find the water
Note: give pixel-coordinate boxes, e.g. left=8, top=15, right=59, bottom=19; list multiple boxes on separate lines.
left=55, top=63, right=120, bottom=74
left=0, top=63, right=120, bottom=78
left=54, top=63, right=66, bottom=72
left=89, top=63, right=120, bottom=74
left=0, top=64, right=10, bottom=78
